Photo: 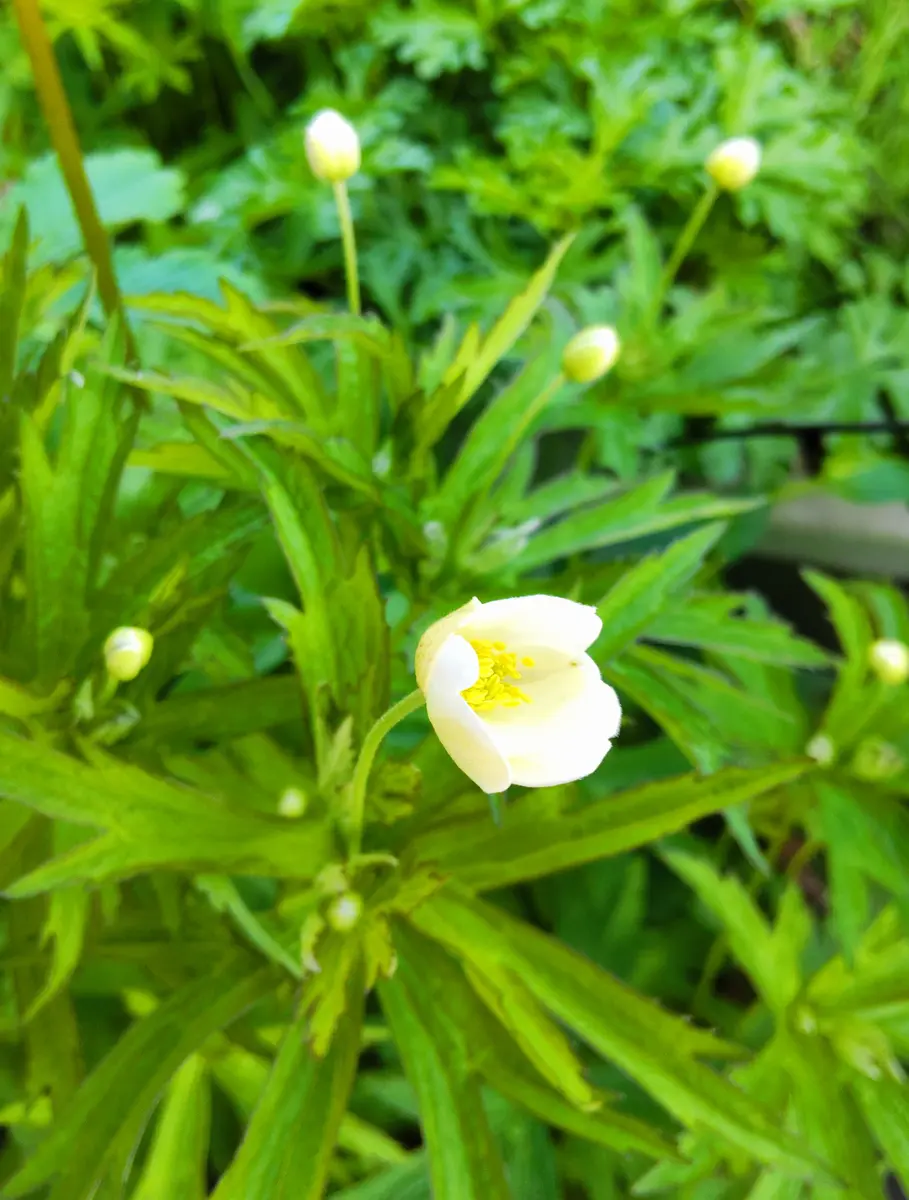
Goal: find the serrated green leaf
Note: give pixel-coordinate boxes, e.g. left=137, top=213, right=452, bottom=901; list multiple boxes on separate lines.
left=646, top=596, right=830, bottom=667
left=662, top=850, right=806, bottom=1012
left=595, top=524, right=725, bottom=660
left=131, top=1056, right=210, bottom=1200
left=25, top=886, right=89, bottom=1021
left=851, top=1073, right=909, bottom=1184
left=211, top=974, right=364, bottom=1200
left=131, top=675, right=303, bottom=748
left=459, top=234, right=573, bottom=406
left=410, top=761, right=808, bottom=890
left=379, top=929, right=512, bottom=1200
left=803, top=570, right=874, bottom=740
left=410, top=887, right=831, bottom=1179
left=4, top=957, right=276, bottom=1199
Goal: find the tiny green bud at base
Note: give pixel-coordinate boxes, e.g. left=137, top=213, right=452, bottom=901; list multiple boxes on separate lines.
left=278, top=787, right=307, bottom=818
left=705, top=137, right=761, bottom=191
left=868, top=638, right=909, bottom=686
left=327, top=892, right=363, bottom=932
left=852, top=737, right=903, bottom=782
left=806, top=733, right=835, bottom=766
left=104, top=627, right=154, bottom=682
left=305, top=109, right=361, bottom=182
left=562, top=326, right=620, bottom=384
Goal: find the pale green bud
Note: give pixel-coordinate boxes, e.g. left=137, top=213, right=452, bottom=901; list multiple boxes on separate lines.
left=327, top=891, right=363, bottom=932
left=562, top=325, right=620, bottom=384
left=805, top=733, right=835, bottom=766
left=852, top=737, right=903, bottom=783
left=868, top=638, right=909, bottom=686
left=706, top=137, right=762, bottom=191
left=277, top=787, right=307, bottom=818
left=305, top=109, right=361, bottom=183
left=104, top=627, right=154, bottom=682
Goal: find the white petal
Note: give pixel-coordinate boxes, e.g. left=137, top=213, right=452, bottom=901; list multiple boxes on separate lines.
left=487, top=658, right=621, bottom=788
left=424, top=634, right=511, bottom=794
left=460, top=595, right=602, bottom=655
left=414, top=598, right=481, bottom=692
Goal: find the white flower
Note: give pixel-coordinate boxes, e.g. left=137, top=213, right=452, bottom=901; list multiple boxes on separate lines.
left=869, top=638, right=909, bottom=686
left=415, top=596, right=621, bottom=793
left=706, top=137, right=762, bottom=191
left=104, top=627, right=154, bottom=682
left=304, top=109, right=361, bottom=183
left=562, top=326, right=621, bottom=384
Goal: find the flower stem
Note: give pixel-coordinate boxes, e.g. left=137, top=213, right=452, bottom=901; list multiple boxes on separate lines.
left=657, top=183, right=719, bottom=310
left=347, top=690, right=425, bottom=857
left=333, top=180, right=361, bottom=316
left=12, top=0, right=126, bottom=331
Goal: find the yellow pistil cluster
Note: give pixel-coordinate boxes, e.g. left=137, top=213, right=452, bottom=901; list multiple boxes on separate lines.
left=462, top=640, right=534, bottom=712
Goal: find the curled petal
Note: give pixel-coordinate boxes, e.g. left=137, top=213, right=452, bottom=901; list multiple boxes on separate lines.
left=460, top=595, right=602, bottom=656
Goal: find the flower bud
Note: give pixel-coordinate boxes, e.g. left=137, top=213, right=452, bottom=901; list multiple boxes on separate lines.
left=304, top=109, right=361, bottom=183
left=562, top=326, right=620, bottom=384
left=852, top=737, right=903, bottom=783
left=806, top=733, right=835, bottom=767
left=868, top=638, right=909, bottom=686
left=705, top=137, right=762, bottom=191
left=104, top=627, right=153, bottom=682
left=277, top=787, right=307, bottom=818
left=327, top=891, right=363, bottom=932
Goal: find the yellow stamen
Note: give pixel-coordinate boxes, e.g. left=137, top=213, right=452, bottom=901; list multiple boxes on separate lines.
left=521, top=656, right=535, bottom=667
left=462, top=639, right=532, bottom=712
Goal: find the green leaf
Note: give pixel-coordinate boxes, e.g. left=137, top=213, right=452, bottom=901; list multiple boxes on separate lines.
left=458, top=234, right=573, bottom=407
left=434, top=355, right=559, bottom=527
left=4, top=957, right=277, bottom=1199
left=0, top=734, right=332, bottom=892
left=0, top=207, right=28, bottom=400
left=513, top=479, right=760, bottom=572
left=211, top=974, right=365, bottom=1200
left=410, top=761, right=808, bottom=891
left=379, top=928, right=513, bottom=1200
left=4, top=150, right=184, bottom=267
left=196, top=874, right=301, bottom=978
left=662, top=850, right=807, bottom=1012
left=26, top=886, right=89, bottom=1020
left=803, top=570, right=874, bottom=740
left=130, top=1056, right=210, bottom=1200
left=131, top=676, right=304, bottom=748
left=595, top=524, right=726, bottom=660
left=411, top=888, right=831, bottom=1179
left=851, top=1073, right=909, bottom=1184
left=646, top=596, right=830, bottom=667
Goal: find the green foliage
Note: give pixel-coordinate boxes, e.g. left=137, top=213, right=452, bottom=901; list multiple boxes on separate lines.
left=1, top=0, right=909, bottom=1195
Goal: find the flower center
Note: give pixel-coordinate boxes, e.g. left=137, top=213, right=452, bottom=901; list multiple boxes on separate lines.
left=461, top=639, right=534, bottom=712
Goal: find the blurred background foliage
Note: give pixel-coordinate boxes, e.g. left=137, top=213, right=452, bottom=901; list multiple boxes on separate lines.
left=2, top=0, right=909, bottom=1197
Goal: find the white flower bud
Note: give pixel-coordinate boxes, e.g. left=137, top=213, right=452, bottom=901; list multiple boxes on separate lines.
left=104, top=627, right=154, bottom=682
left=806, top=734, right=835, bottom=767
left=277, top=787, right=307, bottom=818
left=327, top=891, right=363, bottom=932
left=706, top=137, right=762, bottom=191
left=868, top=639, right=909, bottom=686
left=304, top=109, right=361, bottom=183
left=562, top=326, right=620, bottom=384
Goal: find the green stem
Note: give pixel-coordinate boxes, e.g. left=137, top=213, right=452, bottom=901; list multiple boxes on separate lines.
left=347, top=690, right=425, bottom=857
left=12, top=0, right=127, bottom=333
left=657, top=183, right=719, bottom=311
left=333, top=181, right=361, bottom=315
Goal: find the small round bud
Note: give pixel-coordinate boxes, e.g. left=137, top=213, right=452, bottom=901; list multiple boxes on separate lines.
left=104, top=627, right=153, bottom=682
left=852, top=737, right=903, bottom=783
left=869, top=639, right=909, bottom=686
left=277, top=787, right=307, bottom=818
left=327, top=891, right=363, bottom=932
left=562, top=326, right=620, bottom=384
left=806, top=733, right=835, bottom=767
left=304, top=109, right=361, bottom=183
left=705, top=137, right=762, bottom=191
